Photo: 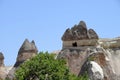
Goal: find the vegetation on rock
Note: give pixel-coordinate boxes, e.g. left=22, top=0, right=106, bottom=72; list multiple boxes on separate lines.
left=15, top=52, right=88, bottom=80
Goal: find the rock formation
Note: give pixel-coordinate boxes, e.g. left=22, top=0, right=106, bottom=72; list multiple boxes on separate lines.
left=58, top=21, right=120, bottom=80
left=14, top=39, right=38, bottom=67
left=0, top=21, right=120, bottom=80
left=58, top=48, right=90, bottom=75
left=7, top=39, right=38, bottom=80
left=88, top=29, right=99, bottom=39
left=62, top=21, right=98, bottom=41
left=0, top=52, right=4, bottom=67
left=0, top=52, right=9, bottom=80
left=58, top=20, right=99, bottom=76
left=62, top=21, right=98, bottom=48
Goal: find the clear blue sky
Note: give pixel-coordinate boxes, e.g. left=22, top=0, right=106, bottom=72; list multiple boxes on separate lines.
left=0, top=0, right=120, bottom=66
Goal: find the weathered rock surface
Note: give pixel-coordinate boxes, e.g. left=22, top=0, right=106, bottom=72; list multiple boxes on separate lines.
left=62, top=21, right=98, bottom=41
left=62, top=21, right=99, bottom=48
left=14, top=39, right=38, bottom=67
left=58, top=42, right=120, bottom=80
left=0, top=52, right=7, bottom=79
left=88, top=61, right=104, bottom=80
left=7, top=39, right=38, bottom=80
left=58, top=21, right=120, bottom=80
left=0, top=52, right=4, bottom=67
left=58, top=49, right=88, bottom=75
left=99, top=38, right=120, bottom=48
left=88, top=29, right=99, bottom=39
left=0, top=67, right=12, bottom=80
left=0, top=66, right=12, bottom=80
left=58, top=47, right=94, bottom=75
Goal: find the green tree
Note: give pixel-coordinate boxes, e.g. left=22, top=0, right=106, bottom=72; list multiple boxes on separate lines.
left=15, top=52, right=70, bottom=80
left=15, top=52, right=89, bottom=80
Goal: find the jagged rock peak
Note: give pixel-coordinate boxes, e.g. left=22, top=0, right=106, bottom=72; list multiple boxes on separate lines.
left=78, top=21, right=87, bottom=29
left=0, top=52, right=4, bottom=67
left=13, top=39, right=38, bottom=67
left=62, top=21, right=99, bottom=41
left=88, top=29, right=99, bottom=39
left=7, top=39, right=38, bottom=79
left=18, top=39, right=38, bottom=54
left=31, top=40, right=38, bottom=52
left=0, top=52, right=4, bottom=59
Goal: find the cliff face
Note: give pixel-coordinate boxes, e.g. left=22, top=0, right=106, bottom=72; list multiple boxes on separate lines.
left=58, top=21, right=120, bottom=80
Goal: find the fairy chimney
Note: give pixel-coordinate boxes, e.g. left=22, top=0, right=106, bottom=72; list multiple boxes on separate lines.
left=62, top=21, right=99, bottom=48
left=14, top=39, right=38, bottom=67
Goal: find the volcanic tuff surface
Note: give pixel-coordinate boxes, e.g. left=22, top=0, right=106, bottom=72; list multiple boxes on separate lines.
left=58, top=21, right=120, bottom=80
left=62, top=21, right=98, bottom=41
left=7, top=39, right=38, bottom=80
left=14, top=39, right=38, bottom=67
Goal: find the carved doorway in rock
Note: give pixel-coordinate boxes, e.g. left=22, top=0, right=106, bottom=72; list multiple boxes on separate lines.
left=72, top=42, right=77, bottom=47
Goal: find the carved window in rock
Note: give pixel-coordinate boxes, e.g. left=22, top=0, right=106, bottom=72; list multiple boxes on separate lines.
left=72, top=42, right=77, bottom=47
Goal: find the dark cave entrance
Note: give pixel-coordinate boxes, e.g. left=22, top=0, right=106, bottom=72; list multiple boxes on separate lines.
left=72, top=42, right=77, bottom=47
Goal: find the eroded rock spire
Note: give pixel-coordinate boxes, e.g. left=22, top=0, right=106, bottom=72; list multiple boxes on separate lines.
left=62, top=21, right=98, bottom=41
left=14, top=39, right=38, bottom=67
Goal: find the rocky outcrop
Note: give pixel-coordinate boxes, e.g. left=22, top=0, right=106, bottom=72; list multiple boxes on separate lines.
left=0, top=52, right=4, bottom=67
left=58, top=21, right=120, bottom=80
left=88, top=29, right=99, bottom=39
left=7, top=39, right=38, bottom=80
left=0, top=52, right=7, bottom=80
left=62, top=21, right=99, bottom=48
left=0, top=53, right=11, bottom=80
left=58, top=47, right=92, bottom=75
left=59, top=21, right=99, bottom=76
left=88, top=61, right=104, bottom=80
left=14, top=39, right=38, bottom=67
left=62, top=21, right=98, bottom=41
left=99, top=38, right=120, bottom=48
left=58, top=41, right=120, bottom=80
left=86, top=45, right=120, bottom=80
left=0, top=66, right=12, bottom=80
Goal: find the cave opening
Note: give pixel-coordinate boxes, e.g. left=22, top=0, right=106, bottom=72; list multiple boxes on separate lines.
left=72, top=42, right=77, bottom=47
